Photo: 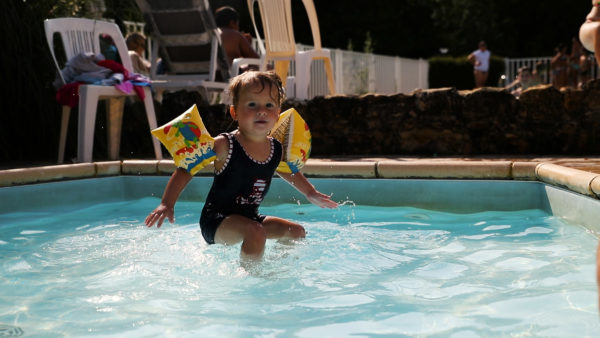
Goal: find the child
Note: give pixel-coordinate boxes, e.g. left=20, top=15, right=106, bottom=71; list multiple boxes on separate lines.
left=145, top=71, right=338, bottom=261
left=125, top=32, right=151, bottom=76
left=505, top=66, right=534, bottom=98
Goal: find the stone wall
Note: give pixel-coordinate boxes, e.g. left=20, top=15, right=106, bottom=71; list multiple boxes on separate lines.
left=153, top=80, right=600, bottom=158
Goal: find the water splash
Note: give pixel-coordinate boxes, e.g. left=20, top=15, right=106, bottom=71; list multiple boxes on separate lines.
left=330, top=199, right=357, bottom=225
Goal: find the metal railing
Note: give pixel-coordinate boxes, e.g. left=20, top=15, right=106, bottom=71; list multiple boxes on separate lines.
left=504, top=55, right=598, bottom=87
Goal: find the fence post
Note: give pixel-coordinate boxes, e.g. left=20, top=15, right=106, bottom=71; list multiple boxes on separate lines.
left=334, top=49, right=344, bottom=95
left=394, top=56, right=402, bottom=93
left=368, top=53, right=376, bottom=93
left=418, top=58, right=428, bottom=90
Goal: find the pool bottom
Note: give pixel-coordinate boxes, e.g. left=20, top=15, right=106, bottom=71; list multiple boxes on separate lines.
left=0, top=198, right=598, bottom=336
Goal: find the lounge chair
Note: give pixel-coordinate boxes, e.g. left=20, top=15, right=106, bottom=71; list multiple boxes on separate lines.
left=134, top=0, right=231, bottom=103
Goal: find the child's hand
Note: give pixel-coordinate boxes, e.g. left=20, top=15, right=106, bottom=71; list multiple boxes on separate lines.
left=145, top=203, right=174, bottom=228
left=306, top=190, right=338, bottom=208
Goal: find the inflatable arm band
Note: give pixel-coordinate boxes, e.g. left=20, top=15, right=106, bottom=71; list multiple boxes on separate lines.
left=270, top=108, right=311, bottom=174
left=151, top=105, right=311, bottom=175
left=151, top=104, right=216, bottom=176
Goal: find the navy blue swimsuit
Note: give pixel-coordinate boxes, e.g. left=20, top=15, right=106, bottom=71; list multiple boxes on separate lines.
left=200, top=132, right=282, bottom=244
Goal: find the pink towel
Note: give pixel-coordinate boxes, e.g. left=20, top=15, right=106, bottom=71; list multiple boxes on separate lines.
left=114, top=81, right=133, bottom=94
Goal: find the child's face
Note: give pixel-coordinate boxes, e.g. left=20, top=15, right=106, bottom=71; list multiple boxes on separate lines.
left=136, top=42, right=145, bottom=54
left=231, top=83, right=281, bottom=137
left=520, top=70, right=532, bottom=83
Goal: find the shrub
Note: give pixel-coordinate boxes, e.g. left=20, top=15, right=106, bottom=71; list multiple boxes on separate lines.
left=428, top=55, right=505, bottom=90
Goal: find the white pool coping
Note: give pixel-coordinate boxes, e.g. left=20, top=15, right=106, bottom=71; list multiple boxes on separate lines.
left=1, top=159, right=600, bottom=200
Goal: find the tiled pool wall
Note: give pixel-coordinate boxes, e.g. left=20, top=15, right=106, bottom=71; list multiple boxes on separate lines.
left=2, top=159, right=600, bottom=234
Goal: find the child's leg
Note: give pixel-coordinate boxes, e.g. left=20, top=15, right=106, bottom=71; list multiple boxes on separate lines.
left=214, top=215, right=267, bottom=260
left=213, top=215, right=305, bottom=260
left=261, top=216, right=306, bottom=240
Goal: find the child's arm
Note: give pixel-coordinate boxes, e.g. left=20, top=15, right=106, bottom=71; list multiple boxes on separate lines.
left=467, top=52, right=476, bottom=65
left=145, top=167, right=192, bottom=228
left=278, top=172, right=338, bottom=208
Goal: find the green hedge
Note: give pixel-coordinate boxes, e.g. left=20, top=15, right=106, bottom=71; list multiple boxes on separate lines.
left=428, top=55, right=505, bottom=90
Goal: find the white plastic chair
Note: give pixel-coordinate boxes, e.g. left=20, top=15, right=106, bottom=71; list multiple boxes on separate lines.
left=44, top=17, right=162, bottom=163
left=295, top=0, right=335, bottom=99
left=230, top=48, right=265, bottom=77
left=247, top=0, right=335, bottom=99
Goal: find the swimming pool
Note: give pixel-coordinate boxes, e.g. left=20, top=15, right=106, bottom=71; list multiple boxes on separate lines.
left=1, top=176, right=599, bottom=336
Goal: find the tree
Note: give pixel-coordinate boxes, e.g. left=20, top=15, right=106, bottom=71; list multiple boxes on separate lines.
left=431, top=0, right=589, bottom=57
left=298, top=0, right=590, bottom=58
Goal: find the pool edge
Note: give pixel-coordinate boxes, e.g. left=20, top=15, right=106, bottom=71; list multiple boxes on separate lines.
left=1, top=159, right=600, bottom=200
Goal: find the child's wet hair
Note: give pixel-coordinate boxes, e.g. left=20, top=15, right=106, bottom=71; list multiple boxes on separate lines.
left=226, top=71, right=285, bottom=108
left=126, top=32, right=146, bottom=50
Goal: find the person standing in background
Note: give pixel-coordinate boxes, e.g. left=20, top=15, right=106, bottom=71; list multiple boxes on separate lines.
left=551, top=43, right=569, bottom=89
left=468, top=41, right=491, bottom=88
left=568, top=37, right=584, bottom=88
left=578, top=49, right=594, bottom=87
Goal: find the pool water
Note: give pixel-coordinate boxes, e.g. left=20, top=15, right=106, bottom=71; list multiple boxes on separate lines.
left=0, top=197, right=598, bottom=336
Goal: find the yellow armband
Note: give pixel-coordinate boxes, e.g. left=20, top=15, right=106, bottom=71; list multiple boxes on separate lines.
left=270, top=108, right=311, bottom=174
left=151, top=104, right=216, bottom=176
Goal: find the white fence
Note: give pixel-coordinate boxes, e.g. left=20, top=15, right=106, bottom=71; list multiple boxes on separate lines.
left=294, top=44, right=429, bottom=98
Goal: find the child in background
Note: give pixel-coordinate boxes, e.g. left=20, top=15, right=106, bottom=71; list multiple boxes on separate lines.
left=126, top=32, right=151, bottom=76
left=145, top=71, right=338, bottom=262
left=505, top=66, right=535, bottom=98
